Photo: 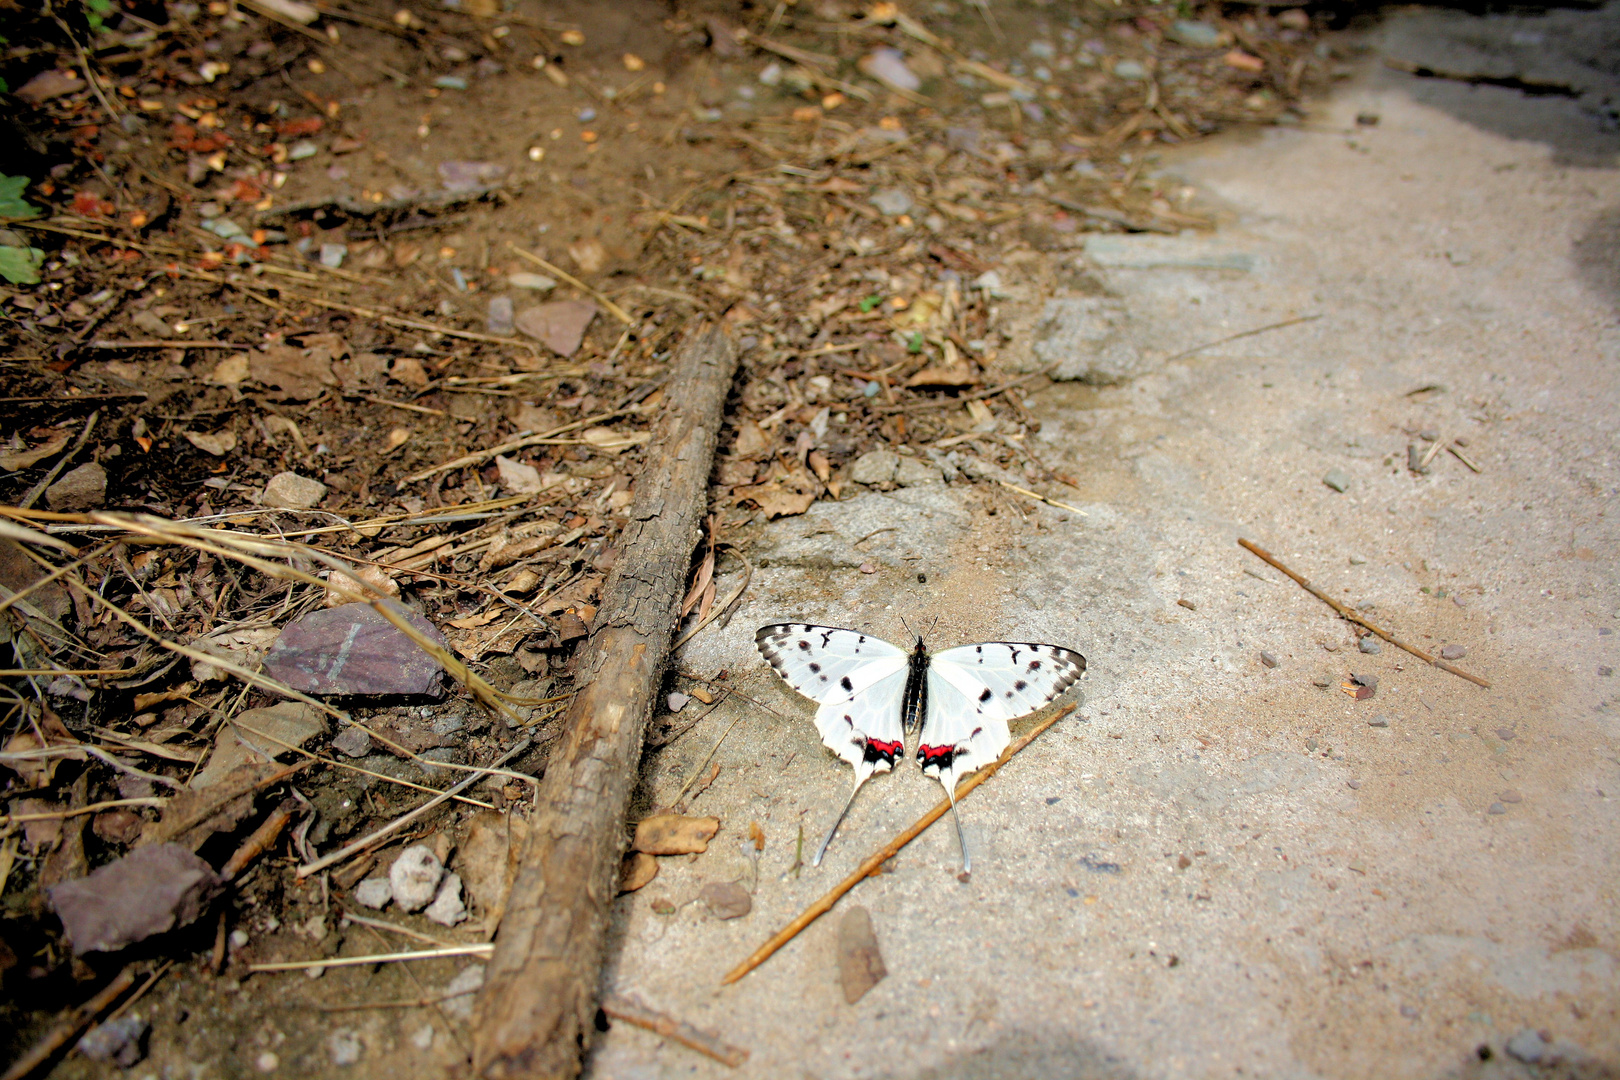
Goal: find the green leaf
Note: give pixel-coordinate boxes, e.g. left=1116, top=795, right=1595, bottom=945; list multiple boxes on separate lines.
left=86, top=0, right=114, bottom=11
left=906, top=331, right=924, bottom=354
left=858, top=293, right=884, bottom=313
left=0, top=245, right=44, bottom=285
left=0, top=174, right=41, bottom=221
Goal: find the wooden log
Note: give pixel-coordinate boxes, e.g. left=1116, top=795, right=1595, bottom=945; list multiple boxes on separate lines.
left=472, top=324, right=739, bottom=1079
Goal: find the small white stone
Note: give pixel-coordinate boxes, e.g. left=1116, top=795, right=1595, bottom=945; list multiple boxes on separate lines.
left=352, top=877, right=393, bottom=909
left=666, top=692, right=690, bottom=712
left=410, top=1025, right=435, bottom=1050
left=261, top=471, right=327, bottom=509
left=255, top=1052, right=280, bottom=1072
left=389, top=845, right=444, bottom=912
left=424, top=872, right=467, bottom=927
left=327, top=1029, right=363, bottom=1067
left=229, top=929, right=250, bottom=950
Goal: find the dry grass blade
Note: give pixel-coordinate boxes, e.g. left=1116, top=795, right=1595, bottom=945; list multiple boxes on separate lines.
left=247, top=945, right=494, bottom=973
left=507, top=244, right=635, bottom=325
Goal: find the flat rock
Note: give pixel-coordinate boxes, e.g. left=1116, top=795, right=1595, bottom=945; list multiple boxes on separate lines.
left=758, top=486, right=973, bottom=570
left=699, top=880, right=751, bottom=919
left=424, top=872, right=467, bottom=926
left=632, top=814, right=720, bottom=855
left=515, top=299, right=598, bottom=357
left=1083, top=234, right=1257, bottom=272
left=261, top=471, right=327, bottom=509
left=49, top=843, right=223, bottom=954
left=837, top=906, right=887, bottom=1004
left=849, top=450, right=899, bottom=485
left=1031, top=297, right=1149, bottom=385
left=262, top=602, right=448, bottom=696
left=192, top=702, right=326, bottom=789
left=46, top=462, right=107, bottom=511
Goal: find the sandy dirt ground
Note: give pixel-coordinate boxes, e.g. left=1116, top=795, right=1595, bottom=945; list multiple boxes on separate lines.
left=593, top=25, right=1620, bottom=1080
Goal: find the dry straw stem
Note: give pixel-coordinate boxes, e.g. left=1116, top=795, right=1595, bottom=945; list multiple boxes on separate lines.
left=0, top=967, right=138, bottom=1080
left=1238, top=538, right=1491, bottom=688
left=507, top=243, right=635, bottom=325
left=404, top=407, right=642, bottom=483
left=247, top=945, right=495, bottom=973
left=722, top=702, right=1075, bottom=985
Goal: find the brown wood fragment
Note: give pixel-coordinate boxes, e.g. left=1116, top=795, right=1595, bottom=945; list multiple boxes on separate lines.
left=837, top=907, right=887, bottom=1004
left=633, top=813, right=720, bottom=855
left=472, top=325, right=738, bottom=1079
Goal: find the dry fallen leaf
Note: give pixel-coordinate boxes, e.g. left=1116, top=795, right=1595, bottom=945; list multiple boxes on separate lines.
left=383, top=427, right=412, bottom=453
left=184, top=430, right=237, bottom=456
left=249, top=343, right=338, bottom=400
left=734, top=471, right=819, bottom=519
left=838, top=906, right=887, bottom=1003
left=567, top=237, right=607, bottom=274
left=747, top=821, right=765, bottom=851
left=581, top=427, right=650, bottom=455
left=907, top=361, right=976, bottom=388
left=207, top=353, right=250, bottom=387
left=619, top=851, right=659, bottom=893
left=632, top=814, right=720, bottom=855
left=732, top=420, right=769, bottom=459
left=0, top=432, right=68, bottom=472
left=389, top=356, right=430, bottom=390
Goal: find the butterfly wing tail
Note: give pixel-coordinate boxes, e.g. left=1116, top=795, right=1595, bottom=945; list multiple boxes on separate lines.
left=812, top=766, right=872, bottom=867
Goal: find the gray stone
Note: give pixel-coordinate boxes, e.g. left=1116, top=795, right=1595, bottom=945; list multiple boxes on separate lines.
left=1358, top=636, right=1381, bottom=654
left=389, top=844, right=445, bottom=912
left=1488, top=801, right=1507, bottom=815
left=1260, top=650, right=1279, bottom=668
left=1323, top=468, right=1351, bottom=493
left=1506, top=1029, right=1549, bottom=1063
left=424, top=872, right=467, bottom=926
left=327, top=1029, right=363, bottom=1067
left=1032, top=297, right=1148, bottom=385
left=331, top=726, right=373, bottom=758
left=77, top=1015, right=150, bottom=1067
left=894, top=456, right=942, bottom=486
left=1367, top=714, right=1389, bottom=728
left=1440, top=643, right=1466, bottom=660
left=1168, top=20, right=1222, bottom=46
left=439, top=964, right=485, bottom=1021
left=261, top=471, right=327, bottom=509
left=850, top=450, right=900, bottom=485
left=46, top=462, right=107, bottom=511
left=487, top=295, right=514, bottom=336
left=1113, top=59, right=1147, bottom=80
left=131, top=310, right=174, bottom=338
left=352, top=877, right=392, bottom=909
left=870, top=187, right=914, bottom=216
left=700, top=880, right=752, bottom=919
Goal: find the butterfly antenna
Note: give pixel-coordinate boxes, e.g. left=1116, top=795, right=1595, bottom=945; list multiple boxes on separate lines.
left=945, top=774, right=971, bottom=875
left=813, top=778, right=866, bottom=867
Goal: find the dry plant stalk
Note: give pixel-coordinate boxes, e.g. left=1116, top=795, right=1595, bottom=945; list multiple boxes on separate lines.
left=600, top=994, right=749, bottom=1068
left=1238, top=538, right=1490, bottom=688
left=722, top=703, right=1074, bottom=986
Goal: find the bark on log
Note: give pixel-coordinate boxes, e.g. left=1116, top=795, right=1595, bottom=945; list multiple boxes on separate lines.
left=472, top=324, right=739, bottom=1079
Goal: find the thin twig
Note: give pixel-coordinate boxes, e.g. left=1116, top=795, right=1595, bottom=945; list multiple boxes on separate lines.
left=996, top=480, right=1088, bottom=517
left=507, top=244, right=635, bottom=325
left=403, top=408, right=640, bottom=483
left=0, top=967, right=137, bottom=1080
left=247, top=945, right=494, bottom=973
left=1238, top=539, right=1490, bottom=688
left=721, top=703, right=1074, bottom=984
left=296, top=739, right=531, bottom=877
left=20, top=412, right=98, bottom=510
left=1163, top=314, right=1322, bottom=365
left=601, top=994, right=749, bottom=1068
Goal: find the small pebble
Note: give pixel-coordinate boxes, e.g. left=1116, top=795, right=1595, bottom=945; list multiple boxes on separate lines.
left=1260, top=650, right=1279, bottom=668
left=1440, top=644, right=1466, bottom=660
left=1305, top=737, right=1319, bottom=750
left=424, top=872, right=468, bottom=927
left=411, top=1025, right=435, bottom=1051
left=1367, top=715, right=1389, bottom=728
left=1348, top=554, right=1367, bottom=565
left=1496, top=727, right=1515, bottom=740
left=1600, top=665, right=1614, bottom=677
left=1322, top=468, right=1350, bottom=493
left=1311, top=676, right=1331, bottom=688
left=1600, top=627, right=1613, bottom=636
left=353, top=877, right=393, bottom=909
left=1499, top=790, right=1522, bottom=803
left=487, top=295, right=514, bottom=336
left=1346, top=779, right=1361, bottom=790
left=1506, top=1029, right=1551, bottom=1064
left=331, top=726, right=372, bottom=758
left=327, top=1030, right=363, bottom=1067
left=229, top=929, right=250, bottom=949
left=666, top=692, right=690, bottom=712
left=859, top=562, right=877, bottom=574
left=1400, top=1005, right=1420, bottom=1019
left=389, top=845, right=445, bottom=912
left=256, top=1052, right=280, bottom=1072
left=1358, top=637, right=1382, bottom=654
left=1487, top=802, right=1507, bottom=815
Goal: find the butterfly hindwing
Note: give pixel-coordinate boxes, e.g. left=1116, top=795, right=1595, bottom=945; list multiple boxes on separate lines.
left=919, top=642, right=1087, bottom=783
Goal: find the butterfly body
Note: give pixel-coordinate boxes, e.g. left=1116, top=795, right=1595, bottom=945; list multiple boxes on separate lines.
left=756, top=623, right=1085, bottom=870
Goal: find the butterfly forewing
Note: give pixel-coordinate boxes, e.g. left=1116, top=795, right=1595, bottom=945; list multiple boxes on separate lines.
left=756, top=624, right=910, bottom=777
left=929, top=642, right=1087, bottom=724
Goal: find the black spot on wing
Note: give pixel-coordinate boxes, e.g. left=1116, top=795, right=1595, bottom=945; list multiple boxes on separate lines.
left=809, top=662, right=820, bottom=673
left=840, top=675, right=853, bottom=691
left=1015, top=679, right=1028, bottom=691
left=798, top=640, right=811, bottom=651
left=978, top=687, right=993, bottom=702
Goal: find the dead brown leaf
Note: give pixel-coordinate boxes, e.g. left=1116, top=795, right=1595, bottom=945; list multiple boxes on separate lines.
left=618, top=851, right=659, bottom=893
left=632, top=814, right=720, bottom=855
left=250, top=343, right=338, bottom=400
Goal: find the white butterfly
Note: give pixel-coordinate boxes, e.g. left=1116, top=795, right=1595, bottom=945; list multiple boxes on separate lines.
left=756, top=623, right=1086, bottom=872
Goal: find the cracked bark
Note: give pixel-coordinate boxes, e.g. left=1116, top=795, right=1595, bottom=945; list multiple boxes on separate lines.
left=472, top=324, right=739, bottom=1079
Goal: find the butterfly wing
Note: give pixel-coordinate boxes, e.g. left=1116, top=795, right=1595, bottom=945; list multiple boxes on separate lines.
left=755, top=623, right=909, bottom=777
left=919, top=641, right=1087, bottom=785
